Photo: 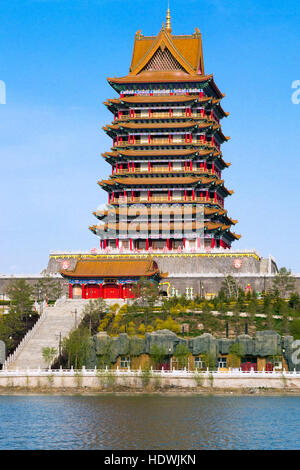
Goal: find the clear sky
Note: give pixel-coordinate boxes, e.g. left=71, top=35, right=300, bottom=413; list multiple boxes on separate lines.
left=0, top=0, right=299, bottom=274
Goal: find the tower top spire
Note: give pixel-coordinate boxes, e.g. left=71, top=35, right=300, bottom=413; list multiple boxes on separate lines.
left=166, top=4, right=172, bottom=34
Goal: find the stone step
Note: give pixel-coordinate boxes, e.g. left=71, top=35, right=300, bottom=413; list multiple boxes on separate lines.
left=7, top=299, right=89, bottom=369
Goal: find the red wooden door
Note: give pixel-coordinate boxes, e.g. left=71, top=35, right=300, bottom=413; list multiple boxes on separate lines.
left=103, top=284, right=120, bottom=299
left=86, top=284, right=100, bottom=298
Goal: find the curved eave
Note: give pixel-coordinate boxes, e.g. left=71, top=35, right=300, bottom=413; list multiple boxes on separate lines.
left=107, top=72, right=214, bottom=85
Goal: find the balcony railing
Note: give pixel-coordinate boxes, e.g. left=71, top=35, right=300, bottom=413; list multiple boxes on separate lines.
left=116, top=113, right=220, bottom=124
left=116, top=139, right=218, bottom=148
left=115, top=167, right=217, bottom=175
left=111, top=196, right=224, bottom=206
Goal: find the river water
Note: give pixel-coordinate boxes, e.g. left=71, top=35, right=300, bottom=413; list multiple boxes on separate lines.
left=0, top=395, right=299, bottom=449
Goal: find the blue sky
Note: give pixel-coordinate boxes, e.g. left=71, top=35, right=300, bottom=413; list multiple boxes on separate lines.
left=0, top=0, right=299, bottom=273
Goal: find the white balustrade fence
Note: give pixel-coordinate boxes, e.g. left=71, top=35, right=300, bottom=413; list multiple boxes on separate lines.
left=0, top=367, right=300, bottom=378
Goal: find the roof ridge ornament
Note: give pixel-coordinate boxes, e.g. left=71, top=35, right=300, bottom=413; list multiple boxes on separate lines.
left=166, top=6, right=172, bottom=34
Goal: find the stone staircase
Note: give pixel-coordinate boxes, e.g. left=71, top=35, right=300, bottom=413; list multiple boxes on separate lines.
left=6, top=299, right=88, bottom=370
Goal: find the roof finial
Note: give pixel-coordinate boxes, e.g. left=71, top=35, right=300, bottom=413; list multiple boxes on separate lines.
left=166, top=3, right=172, bottom=34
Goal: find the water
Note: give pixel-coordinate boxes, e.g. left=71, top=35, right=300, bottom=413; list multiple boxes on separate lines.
left=0, top=395, right=299, bottom=449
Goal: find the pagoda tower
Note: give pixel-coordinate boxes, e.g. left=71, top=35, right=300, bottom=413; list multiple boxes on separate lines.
left=90, top=9, right=240, bottom=252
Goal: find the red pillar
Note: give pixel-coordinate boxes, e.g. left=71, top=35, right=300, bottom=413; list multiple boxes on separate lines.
left=146, top=238, right=149, bottom=250
left=69, top=284, right=72, bottom=299
left=119, top=284, right=123, bottom=299
left=183, top=238, right=186, bottom=248
left=99, top=284, right=103, bottom=298
left=82, top=284, right=85, bottom=299
left=167, top=238, right=170, bottom=250
left=130, top=238, right=133, bottom=250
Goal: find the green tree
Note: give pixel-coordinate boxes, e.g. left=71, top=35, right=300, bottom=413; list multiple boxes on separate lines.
left=173, top=343, right=190, bottom=369
left=289, top=293, right=300, bottom=311
left=222, top=275, right=240, bottom=299
left=0, top=279, right=37, bottom=354
left=290, top=319, right=300, bottom=339
left=150, top=344, right=166, bottom=369
left=42, top=347, right=57, bottom=369
left=228, top=342, right=245, bottom=368
left=6, top=279, right=34, bottom=326
left=132, top=278, right=158, bottom=330
left=62, top=327, right=90, bottom=369
left=81, top=298, right=107, bottom=334
left=33, top=275, right=63, bottom=302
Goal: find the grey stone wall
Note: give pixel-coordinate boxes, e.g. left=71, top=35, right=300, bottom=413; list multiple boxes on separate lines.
left=87, top=329, right=297, bottom=370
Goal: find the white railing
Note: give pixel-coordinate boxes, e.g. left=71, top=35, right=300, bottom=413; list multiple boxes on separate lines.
left=50, top=248, right=262, bottom=257
left=3, top=309, right=49, bottom=368
left=0, top=367, right=299, bottom=378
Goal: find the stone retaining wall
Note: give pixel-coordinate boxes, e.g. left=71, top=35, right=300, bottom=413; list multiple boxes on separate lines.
left=0, top=371, right=299, bottom=390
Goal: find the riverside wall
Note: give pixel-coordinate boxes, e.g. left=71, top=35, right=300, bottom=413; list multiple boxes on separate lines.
left=1, top=370, right=300, bottom=391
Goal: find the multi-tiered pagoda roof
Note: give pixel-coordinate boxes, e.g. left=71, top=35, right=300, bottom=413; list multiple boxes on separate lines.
left=90, top=9, right=240, bottom=251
